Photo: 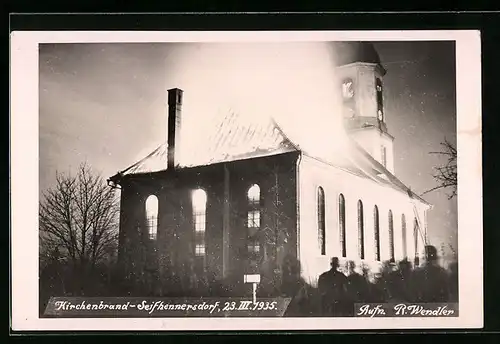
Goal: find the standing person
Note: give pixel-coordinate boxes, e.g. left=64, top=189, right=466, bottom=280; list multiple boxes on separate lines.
left=413, top=245, right=450, bottom=302
left=347, top=261, right=371, bottom=308
left=390, top=259, right=414, bottom=302
left=317, top=257, right=349, bottom=316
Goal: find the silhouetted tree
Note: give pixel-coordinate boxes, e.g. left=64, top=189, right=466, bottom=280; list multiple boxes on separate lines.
left=422, top=138, right=457, bottom=199
left=39, top=163, right=119, bottom=294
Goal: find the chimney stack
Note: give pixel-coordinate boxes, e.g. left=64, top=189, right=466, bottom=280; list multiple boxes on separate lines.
left=167, top=88, right=183, bottom=169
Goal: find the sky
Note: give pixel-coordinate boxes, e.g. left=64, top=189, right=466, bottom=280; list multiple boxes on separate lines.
left=39, top=40, right=457, bottom=257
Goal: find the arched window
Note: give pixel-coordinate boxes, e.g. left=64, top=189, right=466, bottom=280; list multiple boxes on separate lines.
left=414, top=217, right=420, bottom=266
left=145, top=195, right=158, bottom=240
left=342, top=78, right=356, bottom=118
left=381, top=146, right=387, bottom=168
left=247, top=184, right=261, bottom=256
left=388, top=210, right=395, bottom=262
left=339, top=194, right=346, bottom=257
left=376, top=78, right=384, bottom=122
left=357, top=200, right=365, bottom=259
left=401, top=214, right=407, bottom=258
left=374, top=205, right=380, bottom=261
left=317, top=187, right=326, bottom=256
left=192, top=189, right=207, bottom=257
left=341, top=78, right=355, bottom=100
left=248, top=184, right=260, bottom=205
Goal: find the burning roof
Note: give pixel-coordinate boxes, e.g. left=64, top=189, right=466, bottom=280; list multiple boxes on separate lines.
left=107, top=107, right=430, bottom=206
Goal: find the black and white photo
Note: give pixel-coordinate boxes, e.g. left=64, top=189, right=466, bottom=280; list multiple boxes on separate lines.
left=10, top=30, right=482, bottom=330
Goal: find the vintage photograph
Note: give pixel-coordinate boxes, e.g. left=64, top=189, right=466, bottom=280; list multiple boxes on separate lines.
left=38, top=40, right=458, bottom=314
left=10, top=30, right=482, bottom=330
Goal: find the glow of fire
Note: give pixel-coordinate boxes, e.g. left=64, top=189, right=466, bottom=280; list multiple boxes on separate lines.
left=157, top=42, right=351, bottom=166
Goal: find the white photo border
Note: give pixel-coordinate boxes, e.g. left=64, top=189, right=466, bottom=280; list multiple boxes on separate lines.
left=10, top=30, right=483, bottom=331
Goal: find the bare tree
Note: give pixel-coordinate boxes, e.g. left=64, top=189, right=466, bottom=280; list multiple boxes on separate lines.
left=39, top=163, right=119, bottom=275
left=422, top=138, right=457, bottom=199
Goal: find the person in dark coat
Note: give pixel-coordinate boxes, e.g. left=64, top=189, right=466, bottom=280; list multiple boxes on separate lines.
left=317, top=257, right=349, bottom=316
left=413, top=245, right=450, bottom=302
left=346, top=261, right=371, bottom=308
left=389, top=258, right=415, bottom=302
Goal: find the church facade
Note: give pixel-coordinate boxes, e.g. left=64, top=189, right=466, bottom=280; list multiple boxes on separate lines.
left=108, top=42, right=431, bottom=295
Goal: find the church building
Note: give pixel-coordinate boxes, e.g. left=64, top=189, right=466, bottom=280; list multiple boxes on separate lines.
left=108, top=42, right=431, bottom=295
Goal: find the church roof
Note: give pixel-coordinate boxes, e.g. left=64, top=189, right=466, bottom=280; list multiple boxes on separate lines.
left=108, top=109, right=430, bottom=206
left=111, top=109, right=297, bottom=177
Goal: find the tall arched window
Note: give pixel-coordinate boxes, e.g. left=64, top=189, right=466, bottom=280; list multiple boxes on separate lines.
left=414, top=217, right=420, bottom=266
left=192, top=189, right=207, bottom=257
left=401, top=214, right=407, bottom=259
left=388, top=210, right=395, bottom=262
left=381, top=146, right=387, bottom=168
left=374, top=205, right=380, bottom=261
left=339, top=194, right=346, bottom=257
left=357, top=200, right=365, bottom=259
left=247, top=184, right=261, bottom=255
left=341, top=78, right=356, bottom=118
left=376, top=78, right=384, bottom=122
left=145, top=195, right=159, bottom=240
left=317, top=187, right=326, bottom=256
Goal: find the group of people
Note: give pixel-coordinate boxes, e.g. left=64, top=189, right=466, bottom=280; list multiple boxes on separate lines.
left=317, top=246, right=457, bottom=317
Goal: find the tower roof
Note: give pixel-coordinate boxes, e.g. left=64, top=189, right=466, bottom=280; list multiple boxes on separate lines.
left=333, top=42, right=385, bottom=73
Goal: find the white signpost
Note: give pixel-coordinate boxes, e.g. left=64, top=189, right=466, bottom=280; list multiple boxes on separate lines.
left=244, top=274, right=261, bottom=304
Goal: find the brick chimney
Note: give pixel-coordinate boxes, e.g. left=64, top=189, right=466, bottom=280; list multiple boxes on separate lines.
left=167, top=88, right=183, bottom=169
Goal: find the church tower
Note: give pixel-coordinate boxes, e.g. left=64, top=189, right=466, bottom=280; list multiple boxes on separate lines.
left=333, top=42, right=395, bottom=174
